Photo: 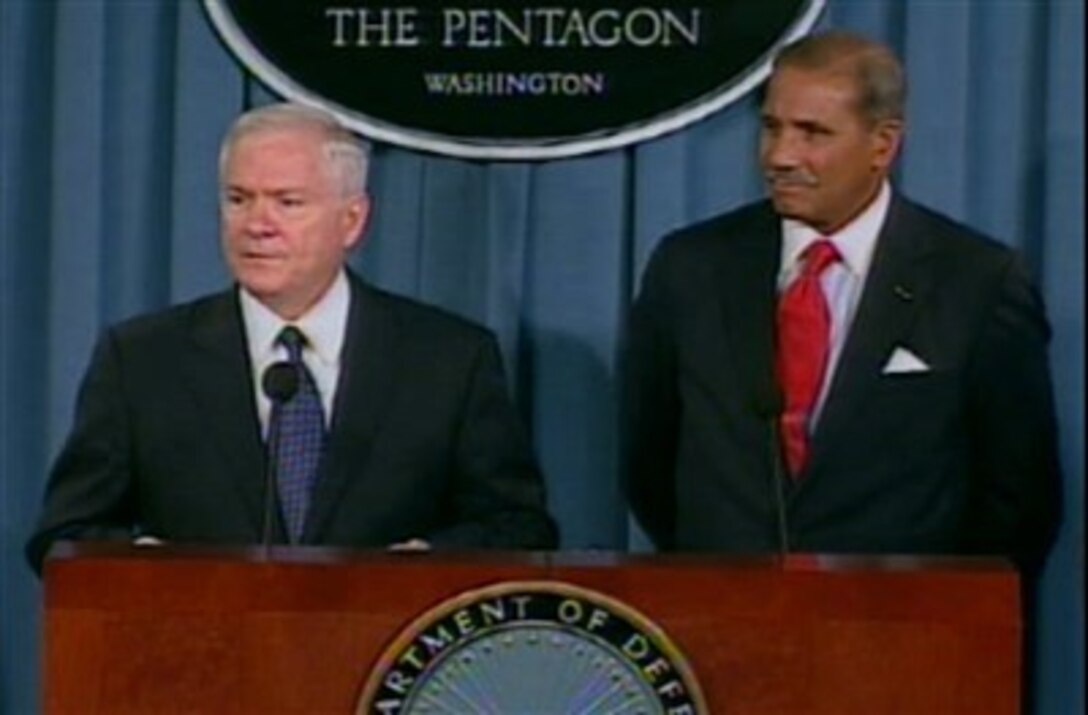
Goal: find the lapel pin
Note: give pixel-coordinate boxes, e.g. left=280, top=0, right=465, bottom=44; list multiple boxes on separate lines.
left=894, top=285, right=914, bottom=301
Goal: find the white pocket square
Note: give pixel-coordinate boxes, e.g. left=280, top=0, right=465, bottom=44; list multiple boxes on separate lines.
left=882, top=346, right=930, bottom=374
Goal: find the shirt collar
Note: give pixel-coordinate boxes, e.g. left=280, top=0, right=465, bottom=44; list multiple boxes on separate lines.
left=779, top=180, right=892, bottom=280
left=239, top=270, right=351, bottom=368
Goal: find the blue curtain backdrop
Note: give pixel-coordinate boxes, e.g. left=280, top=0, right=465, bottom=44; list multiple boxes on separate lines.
left=1, top=1, right=1082, bottom=712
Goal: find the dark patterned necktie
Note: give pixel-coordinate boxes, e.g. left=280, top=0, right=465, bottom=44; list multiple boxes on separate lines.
left=271, top=326, right=326, bottom=542
left=775, top=239, right=840, bottom=477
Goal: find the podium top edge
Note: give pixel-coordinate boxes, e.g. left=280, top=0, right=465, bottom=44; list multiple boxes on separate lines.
left=44, top=540, right=1017, bottom=574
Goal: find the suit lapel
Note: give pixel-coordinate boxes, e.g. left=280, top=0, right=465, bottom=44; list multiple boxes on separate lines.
left=808, top=196, right=935, bottom=466
left=303, top=276, right=400, bottom=542
left=184, top=291, right=267, bottom=534
left=717, top=205, right=782, bottom=414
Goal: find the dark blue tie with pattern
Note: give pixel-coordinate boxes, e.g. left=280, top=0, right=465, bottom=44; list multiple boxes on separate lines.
left=271, top=326, right=326, bottom=543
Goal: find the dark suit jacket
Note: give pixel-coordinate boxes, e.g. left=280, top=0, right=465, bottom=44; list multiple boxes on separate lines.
left=27, top=272, right=556, bottom=571
left=623, top=195, right=1060, bottom=570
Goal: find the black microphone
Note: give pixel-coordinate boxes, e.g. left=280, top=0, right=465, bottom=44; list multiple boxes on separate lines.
left=754, top=386, right=790, bottom=557
left=263, top=361, right=299, bottom=403
left=261, top=362, right=299, bottom=551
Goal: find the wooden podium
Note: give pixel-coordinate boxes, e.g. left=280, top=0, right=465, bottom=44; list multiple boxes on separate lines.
left=43, top=543, right=1021, bottom=714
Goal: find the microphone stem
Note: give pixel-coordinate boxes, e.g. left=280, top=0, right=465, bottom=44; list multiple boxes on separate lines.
left=262, top=405, right=283, bottom=558
left=768, top=416, right=790, bottom=557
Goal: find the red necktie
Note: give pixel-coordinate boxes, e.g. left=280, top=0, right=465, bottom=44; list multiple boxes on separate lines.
left=775, top=240, right=840, bottom=477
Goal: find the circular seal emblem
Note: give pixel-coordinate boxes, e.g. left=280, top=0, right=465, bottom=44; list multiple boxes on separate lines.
left=202, top=0, right=825, bottom=160
left=357, top=581, right=707, bottom=714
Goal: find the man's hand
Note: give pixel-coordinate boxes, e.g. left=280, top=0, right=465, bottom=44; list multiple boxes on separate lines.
left=387, top=538, right=431, bottom=552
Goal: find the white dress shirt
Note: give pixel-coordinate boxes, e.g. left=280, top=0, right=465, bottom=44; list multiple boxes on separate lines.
left=239, top=270, right=351, bottom=436
left=777, top=181, right=892, bottom=427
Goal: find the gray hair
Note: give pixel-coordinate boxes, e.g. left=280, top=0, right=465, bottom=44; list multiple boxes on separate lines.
left=218, top=102, right=370, bottom=196
left=773, top=30, right=906, bottom=124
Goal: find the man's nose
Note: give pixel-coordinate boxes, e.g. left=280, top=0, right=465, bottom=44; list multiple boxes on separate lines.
left=763, top=131, right=801, bottom=169
left=244, top=198, right=277, bottom=234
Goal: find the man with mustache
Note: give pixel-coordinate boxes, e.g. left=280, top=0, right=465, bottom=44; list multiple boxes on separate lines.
left=623, top=31, right=1060, bottom=574
left=27, top=102, right=556, bottom=572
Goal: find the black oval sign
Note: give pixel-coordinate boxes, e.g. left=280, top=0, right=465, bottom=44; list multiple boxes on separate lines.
left=203, top=1, right=825, bottom=160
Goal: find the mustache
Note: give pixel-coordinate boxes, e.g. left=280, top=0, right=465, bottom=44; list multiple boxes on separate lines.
left=765, top=170, right=818, bottom=187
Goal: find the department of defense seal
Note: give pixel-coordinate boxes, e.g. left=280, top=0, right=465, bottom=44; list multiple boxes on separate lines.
left=357, top=580, right=707, bottom=714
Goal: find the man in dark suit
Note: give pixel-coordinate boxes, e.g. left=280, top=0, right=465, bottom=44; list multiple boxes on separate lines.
left=623, top=31, right=1060, bottom=573
left=27, top=103, right=556, bottom=573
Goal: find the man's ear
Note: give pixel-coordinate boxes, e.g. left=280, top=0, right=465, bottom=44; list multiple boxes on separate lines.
left=343, top=194, right=371, bottom=251
left=871, top=119, right=904, bottom=172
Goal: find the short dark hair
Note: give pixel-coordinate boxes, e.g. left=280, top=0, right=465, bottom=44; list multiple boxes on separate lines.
left=773, top=30, right=906, bottom=124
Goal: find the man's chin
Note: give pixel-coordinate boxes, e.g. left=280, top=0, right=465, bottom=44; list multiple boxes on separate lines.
left=235, top=275, right=285, bottom=302
left=769, top=196, right=809, bottom=222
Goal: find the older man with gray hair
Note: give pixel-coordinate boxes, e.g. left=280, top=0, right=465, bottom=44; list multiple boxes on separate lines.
left=27, top=102, right=556, bottom=572
left=624, top=30, right=1060, bottom=573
